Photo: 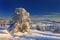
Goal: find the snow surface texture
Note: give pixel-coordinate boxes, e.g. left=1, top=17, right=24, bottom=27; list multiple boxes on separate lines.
left=0, top=27, right=60, bottom=40
left=0, top=19, right=60, bottom=40
left=31, top=19, right=60, bottom=33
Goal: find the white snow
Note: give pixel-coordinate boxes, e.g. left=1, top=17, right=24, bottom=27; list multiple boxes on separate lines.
left=11, top=29, right=60, bottom=40
left=0, top=28, right=60, bottom=40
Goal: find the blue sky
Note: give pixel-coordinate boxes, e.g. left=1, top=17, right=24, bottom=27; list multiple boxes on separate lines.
left=0, top=0, right=60, bottom=17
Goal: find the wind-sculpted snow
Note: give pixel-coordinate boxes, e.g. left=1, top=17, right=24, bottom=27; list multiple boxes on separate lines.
left=0, top=27, right=60, bottom=40
left=11, top=30, right=60, bottom=40
left=0, top=18, right=60, bottom=40
left=31, top=19, right=60, bottom=33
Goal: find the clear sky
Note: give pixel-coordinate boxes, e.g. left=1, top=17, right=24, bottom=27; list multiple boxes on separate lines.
left=0, top=0, right=60, bottom=17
